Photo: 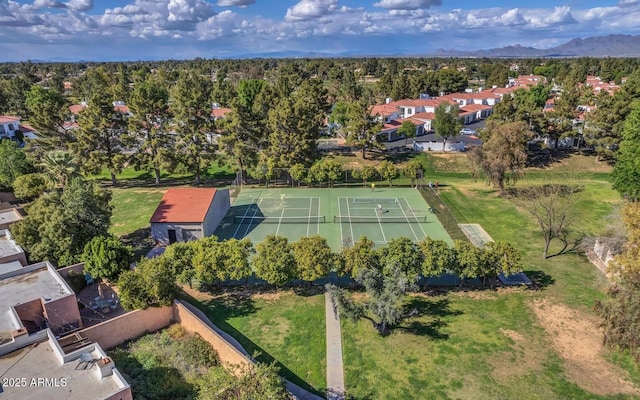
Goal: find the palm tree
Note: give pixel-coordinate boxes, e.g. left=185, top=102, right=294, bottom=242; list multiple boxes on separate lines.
left=39, top=151, right=80, bottom=188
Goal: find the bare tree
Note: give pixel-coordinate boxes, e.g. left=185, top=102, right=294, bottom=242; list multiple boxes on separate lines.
left=515, top=181, right=582, bottom=259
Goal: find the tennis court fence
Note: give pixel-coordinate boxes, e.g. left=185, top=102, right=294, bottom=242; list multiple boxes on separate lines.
left=418, top=187, right=468, bottom=242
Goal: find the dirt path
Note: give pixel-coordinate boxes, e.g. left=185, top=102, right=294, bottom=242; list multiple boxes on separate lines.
left=530, top=299, right=640, bottom=396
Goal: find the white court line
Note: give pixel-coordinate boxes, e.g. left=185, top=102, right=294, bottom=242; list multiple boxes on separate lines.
left=275, top=208, right=285, bottom=236
left=261, top=207, right=314, bottom=211
left=376, top=207, right=388, bottom=243
left=316, top=197, right=320, bottom=235
left=306, top=197, right=312, bottom=237
left=402, top=197, right=428, bottom=238
left=241, top=197, right=264, bottom=238
left=398, top=198, right=421, bottom=242
left=232, top=197, right=257, bottom=239
left=338, top=197, right=344, bottom=245
left=349, top=205, right=403, bottom=210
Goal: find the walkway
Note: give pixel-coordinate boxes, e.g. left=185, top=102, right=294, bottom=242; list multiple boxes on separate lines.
left=325, top=292, right=345, bottom=400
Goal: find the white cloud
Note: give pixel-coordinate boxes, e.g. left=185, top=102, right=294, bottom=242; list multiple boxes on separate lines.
left=216, top=0, right=255, bottom=7
left=528, top=6, right=576, bottom=28
left=65, top=0, right=93, bottom=11
left=373, top=0, right=441, bottom=11
left=285, top=0, right=339, bottom=21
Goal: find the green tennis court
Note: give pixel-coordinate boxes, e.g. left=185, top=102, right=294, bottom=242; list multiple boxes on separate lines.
left=214, top=188, right=453, bottom=251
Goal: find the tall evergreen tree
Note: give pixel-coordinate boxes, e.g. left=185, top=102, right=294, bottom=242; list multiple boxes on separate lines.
left=75, top=90, right=128, bottom=185
left=266, top=79, right=328, bottom=167
left=128, top=78, right=172, bottom=185
left=171, top=72, right=216, bottom=184
left=612, top=101, right=640, bottom=202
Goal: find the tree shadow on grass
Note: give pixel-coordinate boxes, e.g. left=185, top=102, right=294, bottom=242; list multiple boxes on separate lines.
left=524, top=270, right=555, bottom=290
left=398, top=297, right=462, bottom=340
left=120, top=227, right=155, bottom=260
left=179, top=291, right=325, bottom=397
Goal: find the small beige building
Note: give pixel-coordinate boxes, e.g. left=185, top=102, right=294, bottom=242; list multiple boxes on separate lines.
left=150, top=188, right=230, bottom=245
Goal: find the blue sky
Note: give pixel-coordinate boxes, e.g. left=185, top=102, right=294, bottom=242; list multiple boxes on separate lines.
left=1, top=0, right=638, bottom=61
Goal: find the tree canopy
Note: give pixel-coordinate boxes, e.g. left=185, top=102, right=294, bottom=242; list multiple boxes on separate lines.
left=12, top=178, right=112, bottom=266
left=83, top=235, right=133, bottom=282
left=612, top=101, right=640, bottom=202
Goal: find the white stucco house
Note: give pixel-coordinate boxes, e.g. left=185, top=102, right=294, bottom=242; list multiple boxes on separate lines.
left=150, top=188, right=230, bottom=245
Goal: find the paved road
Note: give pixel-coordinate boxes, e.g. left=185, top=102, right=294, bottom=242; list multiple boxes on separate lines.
left=384, top=120, right=485, bottom=151
left=325, top=292, right=345, bottom=400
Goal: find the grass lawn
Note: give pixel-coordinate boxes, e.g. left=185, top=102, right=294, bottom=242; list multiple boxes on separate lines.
left=182, top=288, right=327, bottom=396
left=341, top=291, right=604, bottom=400
left=109, top=188, right=165, bottom=237
left=339, top=152, right=640, bottom=399
left=107, top=150, right=640, bottom=399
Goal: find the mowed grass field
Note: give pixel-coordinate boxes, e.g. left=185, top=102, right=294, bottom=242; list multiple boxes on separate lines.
left=108, top=151, right=640, bottom=399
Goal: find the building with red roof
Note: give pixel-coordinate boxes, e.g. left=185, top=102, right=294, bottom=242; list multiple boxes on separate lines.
left=150, top=188, right=230, bottom=245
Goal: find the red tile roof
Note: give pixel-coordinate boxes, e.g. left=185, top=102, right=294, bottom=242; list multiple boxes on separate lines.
left=460, top=104, right=492, bottom=112
left=211, top=107, right=231, bottom=118
left=411, top=112, right=435, bottom=120
left=0, top=115, right=20, bottom=124
left=370, top=104, right=398, bottom=117
left=69, top=104, right=86, bottom=114
left=150, top=188, right=217, bottom=223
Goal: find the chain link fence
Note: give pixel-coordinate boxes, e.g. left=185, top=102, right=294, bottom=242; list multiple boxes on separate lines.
left=418, top=187, right=469, bottom=242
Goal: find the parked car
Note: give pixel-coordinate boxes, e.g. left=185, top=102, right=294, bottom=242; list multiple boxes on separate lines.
left=459, top=128, right=476, bottom=135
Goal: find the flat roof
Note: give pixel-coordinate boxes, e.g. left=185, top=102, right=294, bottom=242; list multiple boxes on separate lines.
left=0, top=261, right=23, bottom=274
left=0, top=331, right=129, bottom=400
left=0, top=263, right=74, bottom=335
left=0, top=230, right=24, bottom=259
left=0, top=209, right=22, bottom=226
left=150, top=188, right=217, bottom=223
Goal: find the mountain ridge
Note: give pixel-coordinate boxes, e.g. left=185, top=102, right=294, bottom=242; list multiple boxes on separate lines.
left=431, top=34, right=640, bottom=57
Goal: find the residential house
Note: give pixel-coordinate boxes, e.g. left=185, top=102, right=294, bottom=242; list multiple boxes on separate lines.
left=510, top=74, right=546, bottom=87
left=150, top=188, right=230, bottom=245
left=0, top=116, right=39, bottom=141
left=0, top=329, right=133, bottom=400
left=0, top=262, right=131, bottom=399
left=0, top=261, right=82, bottom=345
left=583, top=75, right=622, bottom=95
left=211, top=105, right=232, bottom=120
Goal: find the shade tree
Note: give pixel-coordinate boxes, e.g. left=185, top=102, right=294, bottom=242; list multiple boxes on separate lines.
left=468, top=120, right=532, bottom=194
left=253, top=235, right=296, bottom=287
left=170, top=72, right=216, bottom=184
left=82, top=235, right=133, bottom=282
left=292, top=235, right=335, bottom=283
left=340, top=236, right=379, bottom=278
left=12, top=177, right=112, bottom=266
left=377, top=160, right=397, bottom=187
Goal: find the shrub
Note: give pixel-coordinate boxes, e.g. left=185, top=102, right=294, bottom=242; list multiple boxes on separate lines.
left=12, top=173, right=47, bottom=199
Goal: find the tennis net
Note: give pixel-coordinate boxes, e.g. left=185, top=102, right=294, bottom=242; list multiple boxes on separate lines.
left=234, top=215, right=326, bottom=224
left=334, top=215, right=427, bottom=223
left=351, top=198, right=398, bottom=204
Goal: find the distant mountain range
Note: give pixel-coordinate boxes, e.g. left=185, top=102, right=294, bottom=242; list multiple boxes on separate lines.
left=432, top=34, right=640, bottom=58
